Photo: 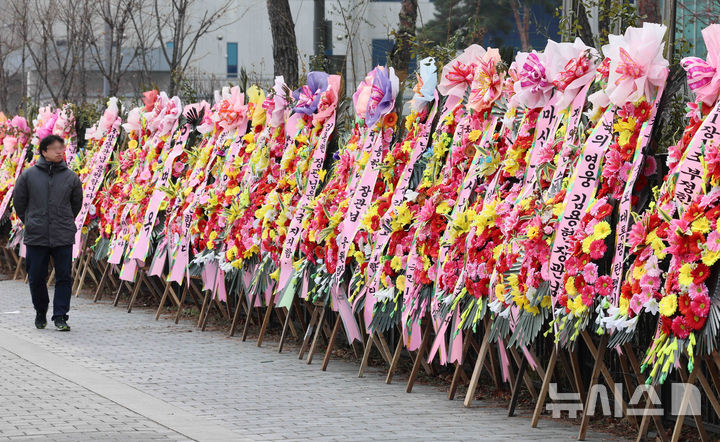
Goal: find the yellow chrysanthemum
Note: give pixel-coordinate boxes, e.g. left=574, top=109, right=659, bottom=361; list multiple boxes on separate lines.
left=678, top=263, right=694, bottom=287
left=391, top=256, right=402, bottom=272
left=565, top=277, right=577, bottom=296
left=658, top=294, right=677, bottom=317
left=593, top=221, right=611, bottom=240
left=691, top=217, right=711, bottom=234
left=396, top=275, right=406, bottom=291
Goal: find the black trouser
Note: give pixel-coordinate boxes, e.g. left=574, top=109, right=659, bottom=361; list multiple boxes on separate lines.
left=25, top=244, right=73, bottom=320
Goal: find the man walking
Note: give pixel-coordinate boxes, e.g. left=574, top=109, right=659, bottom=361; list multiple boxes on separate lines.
left=13, top=134, right=83, bottom=331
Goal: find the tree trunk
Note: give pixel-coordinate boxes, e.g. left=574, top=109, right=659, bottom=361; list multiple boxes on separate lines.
left=637, top=0, right=661, bottom=24
left=390, top=0, right=418, bottom=84
left=575, top=0, right=594, bottom=45
left=510, top=0, right=530, bottom=51
left=267, top=0, right=299, bottom=88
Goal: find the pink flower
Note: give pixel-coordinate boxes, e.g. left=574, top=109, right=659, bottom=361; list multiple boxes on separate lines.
left=707, top=231, right=720, bottom=252
left=589, top=240, right=607, bottom=260
left=629, top=294, right=644, bottom=315
left=596, top=275, right=613, bottom=297
left=583, top=262, right=598, bottom=284
left=643, top=156, right=657, bottom=176
left=691, top=294, right=711, bottom=317
left=628, top=221, right=647, bottom=249
left=671, top=316, right=690, bottom=339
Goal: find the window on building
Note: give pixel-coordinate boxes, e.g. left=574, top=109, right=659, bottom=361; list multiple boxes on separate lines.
left=227, top=42, right=238, bottom=78
left=371, top=38, right=416, bottom=72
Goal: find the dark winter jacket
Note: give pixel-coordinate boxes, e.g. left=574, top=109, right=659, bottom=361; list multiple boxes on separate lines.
left=13, top=156, right=83, bottom=247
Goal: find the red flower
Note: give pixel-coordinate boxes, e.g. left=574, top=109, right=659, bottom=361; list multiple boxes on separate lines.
left=660, top=316, right=673, bottom=336
left=596, top=275, right=612, bottom=297
left=691, top=264, right=710, bottom=285
left=678, top=294, right=693, bottom=316
left=685, top=313, right=707, bottom=331
left=691, top=294, right=711, bottom=318
left=671, top=316, right=691, bottom=339
left=589, top=240, right=607, bottom=260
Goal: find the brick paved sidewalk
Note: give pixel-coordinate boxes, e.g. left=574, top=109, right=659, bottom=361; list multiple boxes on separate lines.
left=0, top=279, right=618, bottom=441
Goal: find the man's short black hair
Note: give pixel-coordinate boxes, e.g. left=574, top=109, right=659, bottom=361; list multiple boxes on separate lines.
left=39, top=134, right=64, bottom=153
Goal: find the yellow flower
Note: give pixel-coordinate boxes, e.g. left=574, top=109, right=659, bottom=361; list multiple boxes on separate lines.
left=391, top=256, right=402, bottom=272
left=396, top=275, right=406, bottom=291
left=692, top=217, right=711, bottom=234
left=354, top=251, right=366, bottom=265
left=541, top=296, right=551, bottom=308
left=703, top=250, right=720, bottom=266
left=468, top=130, right=483, bottom=142
left=128, top=139, right=138, bottom=149
left=570, top=296, right=587, bottom=315
left=632, top=264, right=646, bottom=280
left=593, top=221, right=611, bottom=240
left=658, top=294, right=677, bottom=317
left=436, top=201, right=451, bottom=215
left=209, top=231, right=218, bottom=242
left=527, top=225, right=539, bottom=240
left=678, top=263, right=693, bottom=287
left=269, top=268, right=280, bottom=281
left=318, top=169, right=327, bottom=182
left=391, top=204, right=412, bottom=231
left=494, top=283, right=505, bottom=303
left=619, top=297, right=629, bottom=316
left=565, top=277, right=577, bottom=296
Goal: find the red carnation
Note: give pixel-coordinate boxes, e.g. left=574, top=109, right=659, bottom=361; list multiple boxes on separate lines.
left=671, top=316, right=691, bottom=339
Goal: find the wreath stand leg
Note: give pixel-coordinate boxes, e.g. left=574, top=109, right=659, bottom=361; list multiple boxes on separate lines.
left=112, top=280, right=131, bottom=307
left=306, top=304, right=328, bottom=364
left=174, top=281, right=189, bottom=324
left=508, top=353, right=528, bottom=416
left=321, top=312, right=343, bottom=371
left=93, top=261, right=111, bottom=302
left=358, top=332, right=376, bottom=378
left=406, top=317, right=434, bottom=393
left=298, top=303, right=322, bottom=359
left=618, top=342, right=666, bottom=441
left=155, top=280, right=172, bottom=320
left=670, top=363, right=705, bottom=442
left=579, top=331, right=637, bottom=437
left=358, top=330, right=393, bottom=377
left=462, top=318, right=494, bottom=406
left=12, top=249, right=23, bottom=280
left=126, top=269, right=147, bottom=313
left=702, top=354, right=720, bottom=418
left=143, top=274, right=163, bottom=303
left=577, top=333, right=611, bottom=440
left=385, top=328, right=404, bottom=384
left=278, top=300, right=299, bottom=352
left=196, top=280, right=210, bottom=328
left=1, top=247, right=12, bottom=273
left=73, top=251, right=90, bottom=296
left=257, top=293, right=276, bottom=347
left=448, top=329, right=474, bottom=400
left=277, top=307, right=299, bottom=341
left=241, top=289, right=260, bottom=341
left=228, top=289, right=248, bottom=337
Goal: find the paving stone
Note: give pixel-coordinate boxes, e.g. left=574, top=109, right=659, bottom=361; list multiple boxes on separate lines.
left=0, top=279, right=619, bottom=441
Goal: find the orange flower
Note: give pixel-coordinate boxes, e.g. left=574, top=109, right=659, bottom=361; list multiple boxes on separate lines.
left=383, top=112, right=398, bottom=128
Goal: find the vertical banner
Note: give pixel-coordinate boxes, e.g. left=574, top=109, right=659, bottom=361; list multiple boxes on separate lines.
left=72, top=126, right=119, bottom=259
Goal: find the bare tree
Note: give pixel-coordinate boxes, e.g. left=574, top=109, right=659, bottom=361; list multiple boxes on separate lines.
left=153, top=0, right=239, bottom=96
left=267, top=0, right=299, bottom=87
left=390, top=0, right=418, bottom=84
left=87, top=0, right=150, bottom=97
left=11, top=0, right=92, bottom=105
left=0, top=7, right=25, bottom=111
